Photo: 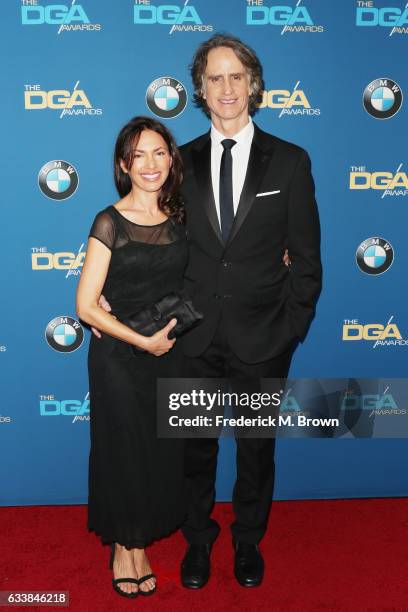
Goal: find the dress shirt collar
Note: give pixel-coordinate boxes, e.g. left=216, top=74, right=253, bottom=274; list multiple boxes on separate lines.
left=210, top=116, right=254, bottom=148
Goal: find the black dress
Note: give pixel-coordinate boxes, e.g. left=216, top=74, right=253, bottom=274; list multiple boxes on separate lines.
left=87, top=205, right=187, bottom=549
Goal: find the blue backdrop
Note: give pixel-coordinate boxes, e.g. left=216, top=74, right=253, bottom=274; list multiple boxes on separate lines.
left=1, top=0, right=407, bottom=505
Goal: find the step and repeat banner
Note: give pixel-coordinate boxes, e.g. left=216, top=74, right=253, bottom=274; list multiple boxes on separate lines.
left=1, top=1, right=407, bottom=505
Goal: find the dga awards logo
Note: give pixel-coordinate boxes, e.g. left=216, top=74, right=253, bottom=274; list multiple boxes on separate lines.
left=24, top=81, right=102, bottom=117
left=39, top=392, right=90, bottom=423
left=356, top=2, right=408, bottom=36
left=342, top=316, right=408, bottom=347
left=245, top=0, right=324, bottom=33
left=21, top=1, right=101, bottom=33
left=146, top=77, right=187, bottom=118
left=133, top=0, right=213, bottom=33
left=341, top=385, right=406, bottom=416
left=363, top=78, right=402, bottom=119
left=356, top=237, right=394, bottom=275
left=258, top=81, right=320, bottom=116
left=349, top=164, right=408, bottom=198
left=31, top=245, right=85, bottom=278
left=45, top=316, right=84, bottom=353
left=38, top=160, right=79, bottom=200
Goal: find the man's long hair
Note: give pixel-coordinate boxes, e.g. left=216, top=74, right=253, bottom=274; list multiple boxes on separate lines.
left=190, top=33, right=264, bottom=117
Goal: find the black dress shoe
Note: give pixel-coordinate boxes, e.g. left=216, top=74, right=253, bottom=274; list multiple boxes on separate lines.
left=181, top=544, right=211, bottom=589
left=234, top=542, right=264, bottom=587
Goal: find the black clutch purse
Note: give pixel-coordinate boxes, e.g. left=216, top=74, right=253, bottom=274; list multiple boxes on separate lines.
left=120, top=289, right=203, bottom=353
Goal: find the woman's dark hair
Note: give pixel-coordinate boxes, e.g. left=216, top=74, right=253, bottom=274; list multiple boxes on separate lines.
left=114, top=116, right=184, bottom=223
left=190, top=33, right=264, bottom=117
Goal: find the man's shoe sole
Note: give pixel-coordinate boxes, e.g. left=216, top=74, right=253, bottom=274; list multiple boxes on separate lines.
left=181, top=577, right=209, bottom=589
left=235, top=576, right=263, bottom=588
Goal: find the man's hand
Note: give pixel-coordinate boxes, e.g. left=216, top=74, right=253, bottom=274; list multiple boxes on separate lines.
left=283, top=249, right=291, bottom=267
left=91, top=294, right=113, bottom=338
left=145, top=319, right=177, bottom=356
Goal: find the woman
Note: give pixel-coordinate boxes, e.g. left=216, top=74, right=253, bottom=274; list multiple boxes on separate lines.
left=76, top=116, right=187, bottom=598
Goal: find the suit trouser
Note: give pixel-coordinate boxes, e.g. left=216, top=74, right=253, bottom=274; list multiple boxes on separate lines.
left=181, top=311, right=294, bottom=545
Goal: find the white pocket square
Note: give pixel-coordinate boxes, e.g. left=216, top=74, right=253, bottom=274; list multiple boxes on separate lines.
left=256, top=190, right=280, bottom=197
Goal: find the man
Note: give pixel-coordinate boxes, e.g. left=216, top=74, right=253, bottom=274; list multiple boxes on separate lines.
left=178, top=34, right=322, bottom=589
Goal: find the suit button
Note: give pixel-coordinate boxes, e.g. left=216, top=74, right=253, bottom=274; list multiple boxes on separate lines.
left=214, top=293, right=220, bottom=299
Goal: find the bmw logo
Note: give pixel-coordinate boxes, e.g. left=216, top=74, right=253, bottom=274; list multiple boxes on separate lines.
left=363, top=78, right=403, bottom=119
left=356, top=237, right=394, bottom=275
left=45, top=316, right=84, bottom=353
left=146, top=77, right=187, bottom=119
left=38, top=160, right=79, bottom=200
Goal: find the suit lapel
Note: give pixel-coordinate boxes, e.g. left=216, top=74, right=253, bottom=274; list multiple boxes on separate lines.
left=226, top=125, right=275, bottom=248
left=190, top=124, right=276, bottom=249
left=191, top=134, right=223, bottom=246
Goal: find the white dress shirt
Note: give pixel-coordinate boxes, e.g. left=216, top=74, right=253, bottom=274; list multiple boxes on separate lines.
left=210, top=117, right=254, bottom=225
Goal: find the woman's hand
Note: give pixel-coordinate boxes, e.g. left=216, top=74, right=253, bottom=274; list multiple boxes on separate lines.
left=144, top=319, right=177, bottom=356
left=283, top=249, right=291, bottom=267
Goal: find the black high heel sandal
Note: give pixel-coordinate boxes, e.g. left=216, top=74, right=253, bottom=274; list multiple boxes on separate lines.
left=109, top=544, right=139, bottom=599
left=137, top=573, right=157, bottom=596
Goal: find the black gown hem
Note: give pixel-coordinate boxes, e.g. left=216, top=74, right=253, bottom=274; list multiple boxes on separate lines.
left=88, top=513, right=187, bottom=550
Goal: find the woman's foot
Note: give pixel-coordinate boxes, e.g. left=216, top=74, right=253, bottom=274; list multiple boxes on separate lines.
left=112, top=544, right=139, bottom=596
left=133, top=548, right=156, bottom=594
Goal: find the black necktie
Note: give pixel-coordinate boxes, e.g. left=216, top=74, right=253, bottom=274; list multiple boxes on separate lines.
left=219, top=138, right=236, bottom=243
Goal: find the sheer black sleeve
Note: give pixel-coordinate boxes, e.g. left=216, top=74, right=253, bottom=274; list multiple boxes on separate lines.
left=89, top=210, right=116, bottom=250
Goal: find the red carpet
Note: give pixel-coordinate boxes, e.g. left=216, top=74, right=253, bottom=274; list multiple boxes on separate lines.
left=1, top=500, right=408, bottom=611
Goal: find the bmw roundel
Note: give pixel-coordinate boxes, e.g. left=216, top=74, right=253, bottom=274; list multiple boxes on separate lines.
left=356, top=237, right=394, bottom=275
left=45, top=316, right=84, bottom=352
left=38, top=160, right=79, bottom=200
left=146, top=77, right=187, bottom=119
left=363, top=78, right=402, bottom=119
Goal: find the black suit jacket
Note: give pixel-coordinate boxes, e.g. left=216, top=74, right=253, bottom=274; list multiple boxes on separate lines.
left=180, top=123, right=322, bottom=363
